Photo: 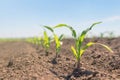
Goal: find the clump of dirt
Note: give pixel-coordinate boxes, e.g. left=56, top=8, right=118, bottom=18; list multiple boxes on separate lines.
left=0, top=38, right=120, bottom=80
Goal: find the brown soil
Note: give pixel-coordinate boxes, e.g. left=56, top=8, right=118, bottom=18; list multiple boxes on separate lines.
left=0, top=38, right=120, bottom=80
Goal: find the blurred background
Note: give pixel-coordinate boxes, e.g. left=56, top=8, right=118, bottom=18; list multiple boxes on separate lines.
left=0, top=0, right=120, bottom=38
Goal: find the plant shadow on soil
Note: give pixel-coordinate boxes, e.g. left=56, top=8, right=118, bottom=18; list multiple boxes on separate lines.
left=48, top=52, right=98, bottom=80
left=49, top=64, right=99, bottom=80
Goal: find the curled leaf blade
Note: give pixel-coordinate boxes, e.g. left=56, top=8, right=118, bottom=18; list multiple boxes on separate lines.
left=43, top=26, right=54, bottom=32
left=79, top=22, right=102, bottom=47
left=54, top=24, right=77, bottom=38
left=43, top=31, right=50, bottom=48
left=89, top=22, right=102, bottom=29
left=80, top=42, right=95, bottom=56
left=59, top=34, right=64, bottom=41
left=82, top=42, right=113, bottom=56
left=95, top=43, right=113, bottom=53
left=80, top=49, right=85, bottom=57
left=70, top=28, right=76, bottom=38
left=71, top=46, right=78, bottom=60
left=54, top=24, right=68, bottom=28
left=54, top=34, right=60, bottom=49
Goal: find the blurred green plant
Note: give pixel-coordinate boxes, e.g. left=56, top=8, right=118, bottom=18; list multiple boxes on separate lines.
left=43, top=31, right=51, bottom=56
left=26, top=37, right=41, bottom=45
left=108, top=32, right=115, bottom=38
left=100, top=31, right=115, bottom=38
left=0, top=38, right=21, bottom=42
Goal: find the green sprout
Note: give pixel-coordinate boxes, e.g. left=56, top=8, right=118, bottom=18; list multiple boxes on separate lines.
left=53, top=22, right=113, bottom=71
left=53, top=34, right=63, bottom=62
left=54, top=34, right=64, bottom=56
left=33, top=37, right=41, bottom=45
left=100, top=33, right=104, bottom=38
left=27, top=37, right=41, bottom=44
left=43, top=31, right=51, bottom=56
left=43, top=26, right=64, bottom=62
left=26, top=38, right=35, bottom=44
left=108, top=32, right=114, bottom=39
left=100, top=31, right=115, bottom=38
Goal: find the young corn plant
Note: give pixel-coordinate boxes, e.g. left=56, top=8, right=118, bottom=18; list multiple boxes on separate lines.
left=39, top=37, right=44, bottom=48
left=100, top=33, right=104, bottom=38
left=25, top=38, right=33, bottom=43
left=54, top=22, right=113, bottom=74
left=33, top=37, right=41, bottom=45
left=100, top=31, right=115, bottom=39
left=54, top=34, right=64, bottom=57
left=108, top=32, right=114, bottom=39
left=53, top=34, right=63, bottom=63
left=43, top=26, right=64, bottom=63
left=43, top=31, right=51, bottom=56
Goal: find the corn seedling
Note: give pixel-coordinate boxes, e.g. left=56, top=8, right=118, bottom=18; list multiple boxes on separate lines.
left=33, top=37, right=40, bottom=45
left=108, top=32, right=114, bottom=39
left=100, top=33, right=104, bottom=38
left=26, top=38, right=35, bottom=44
left=26, top=37, right=42, bottom=47
left=43, top=31, right=51, bottom=56
left=43, top=26, right=64, bottom=62
left=100, top=31, right=115, bottom=39
left=54, top=34, right=64, bottom=56
left=53, top=34, right=63, bottom=62
left=0, top=38, right=21, bottom=42
left=54, top=22, right=113, bottom=72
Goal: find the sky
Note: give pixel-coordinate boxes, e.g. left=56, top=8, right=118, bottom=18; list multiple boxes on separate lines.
left=0, top=0, right=120, bottom=38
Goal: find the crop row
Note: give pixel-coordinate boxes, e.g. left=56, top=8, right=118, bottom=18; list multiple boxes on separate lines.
left=26, top=22, right=113, bottom=76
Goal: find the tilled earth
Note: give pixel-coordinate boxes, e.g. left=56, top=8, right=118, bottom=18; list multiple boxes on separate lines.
left=0, top=38, right=120, bottom=80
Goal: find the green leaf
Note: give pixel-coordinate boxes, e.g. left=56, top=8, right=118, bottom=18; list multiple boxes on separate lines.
left=80, top=42, right=95, bottom=56
left=43, top=26, right=54, bottom=32
left=81, top=42, right=113, bottom=57
left=82, top=42, right=95, bottom=50
left=69, top=27, right=77, bottom=38
left=59, top=34, right=64, bottom=41
left=43, top=31, right=48, bottom=42
left=80, top=50, right=84, bottom=57
left=53, top=24, right=77, bottom=38
left=54, top=24, right=68, bottom=28
left=54, top=34, right=60, bottom=49
left=43, top=31, right=49, bottom=48
left=95, top=43, right=113, bottom=53
left=89, top=22, right=102, bottom=30
left=79, top=22, right=102, bottom=47
left=71, top=46, right=78, bottom=60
